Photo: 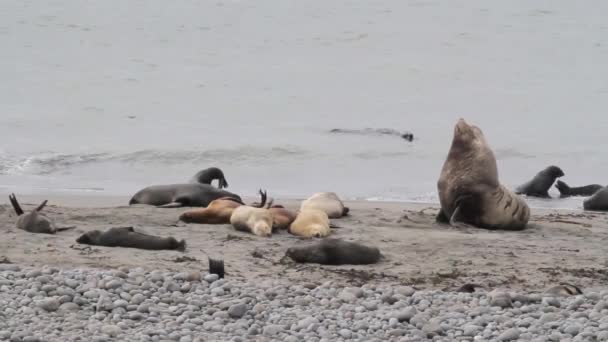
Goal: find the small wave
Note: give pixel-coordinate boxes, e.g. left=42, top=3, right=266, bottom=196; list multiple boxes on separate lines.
left=0, top=146, right=310, bottom=176
left=494, top=148, right=536, bottom=160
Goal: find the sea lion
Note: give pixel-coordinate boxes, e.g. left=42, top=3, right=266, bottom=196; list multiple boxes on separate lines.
left=329, top=128, right=414, bottom=142
left=544, top=283, right=583, bottom=296
left=189, top=167, right=229, bottom=188
left=583, top=186, right=608, bottom=211
left=515, top=166, right=564, bottom=198
left=8, top=194, right=75, bottom=234
left=179, top=190, right=268, bottom=224
left=300, top=192, right=349, bottom=219
left=268, top=204, right=297, bottom=231
left=555, top=180, right=604, bottom=197
left=289, top=209, right=331, bottom=238
left=437, top=119, right=530, bottom=230
left=285, top=238, right=381, bottom=265
left=229, top=205, right=273, bottom=237
left=76, top=227, right=186, bottom=251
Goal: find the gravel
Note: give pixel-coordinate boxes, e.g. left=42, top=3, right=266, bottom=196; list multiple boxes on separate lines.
left=1, top=266, right=607, bottom=341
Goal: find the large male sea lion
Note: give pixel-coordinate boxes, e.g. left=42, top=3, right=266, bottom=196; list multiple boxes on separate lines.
left=583, top=186, right=608, bottom=211
left=300, top=192, right=349, bottom=219
left=8, top=194, right=74, bottom=234
left=437, top=119, right=530, bottom=230
left=179, top=190, right=268, bottom=224
left=555, top=180, right=604, bottom=197
left=289, top=209, right=331, bottom=238
left=129, top=167, right=240, bottom=207
left=76, top=227, right=186, bottom=251
left=515, top=166, right=564, bottom=198
left=285, top=238, right=381, bottom=265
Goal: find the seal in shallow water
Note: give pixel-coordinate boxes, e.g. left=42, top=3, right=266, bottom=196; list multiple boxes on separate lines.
left=436, top=119, right=530, bottom=230
left=583, top=186, right=608, bottom=211
left=555, top=180, right=604, bottom=197
left=515, top=165, right=564, bottom=198
left=8, top=194, right=75, bottom=234
left=76, top=227, right=186, bottom=251
left=285, top=238, right=381, bottom=265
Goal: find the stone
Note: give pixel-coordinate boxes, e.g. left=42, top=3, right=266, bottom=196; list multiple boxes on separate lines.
left=498, top=328, right=520, bottom=341
left=36, top=298, right=60, bottom=312
left=228, top=303, right=247, bottom=319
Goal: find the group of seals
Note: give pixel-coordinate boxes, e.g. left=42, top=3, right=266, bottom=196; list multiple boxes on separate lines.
left=515, top=166, right=564, bottom=198
left=129, top=167, right=240, bottom=208
left=437, top=119, right=530, bottom=230
left=76, top=226, right=186, bottom=251
left=329, top=128, right=414, bottom=142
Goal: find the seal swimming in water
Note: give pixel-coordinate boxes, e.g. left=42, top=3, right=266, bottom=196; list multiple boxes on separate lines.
left=555, top=180, right=604, bottom=197
left=76, top=227, right=186, bottom=251
left=285, top=238, right=381, bottom=265
left=437, top=119, right=530, bottom=230
left=329, top=128, right=414, bottom=142
left=583, top=186, right=608, bottom=211
left=178, top=190, right=268, bottom=224
left=8, top=194, right=75, bottom=234
left=129, top=167, right=240, bottom=207
left=515, top=165, right=564, bottom=198
left=289, top=209, right=331, bottom=238
left=300, top=192, right=349, bottom=219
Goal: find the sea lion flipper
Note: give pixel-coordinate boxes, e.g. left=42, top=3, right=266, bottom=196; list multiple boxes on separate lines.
left=435, top=209, right=449, bottom=223
left=8, top=193, right=24, bottom=216
left=449, top=206, right=475, bottom=229
left=157, top=202, right=184, bottom=208
left=36, top=200, right=48, bottom=212
left=55, top=226, right=76, bottom=232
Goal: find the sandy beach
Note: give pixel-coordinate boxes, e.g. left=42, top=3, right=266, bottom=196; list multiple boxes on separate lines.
left=2, top=194, right=606, bottom=292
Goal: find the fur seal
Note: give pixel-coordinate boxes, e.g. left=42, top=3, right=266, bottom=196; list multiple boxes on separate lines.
left=555, top=180, right=604, bottom=197
left=289, top=209, right=331, bottom=238
left=179, top=190, right=267, bottom=224
left=583, top=186, right=608, bottom=211
left=330, top=128, right=414, bottom=142
left=269, top=204, right=297, bottom=231
left=515, top=166, right=564, bottom=198
left=285, top=238, right=381, bottom=265
left=437, top=119, right=530, bottom=230
left=189, top=167, right=229, bottom=188
left=76, top=227, right=186, bottom=251
left=229, top=205, right=273, bottom=237
left=300, top=192, right=349, bottom=219
left=8, top=194, right=74, bottom=234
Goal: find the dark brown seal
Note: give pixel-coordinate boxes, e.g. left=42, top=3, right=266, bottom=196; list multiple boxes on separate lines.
left=437, top=119, right=530, bottom=230
left=76, top=227, right=185, bottom=251
left=285, top=238, right=381, bottom=265
left=515, top=165, right=564, bottom=198
left=555, top=180, right=604, bottom=197
left=583, top=186, right=608, bottom=211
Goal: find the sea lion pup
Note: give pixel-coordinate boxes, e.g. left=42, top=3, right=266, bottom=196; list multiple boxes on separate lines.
left=583, top=186, right=608, bottom=211
left=555, top=180, right=604, bottom=197
left=288, top=209, right=331, bottom=238
left=76, top=227, right=186, bottom=251
left=300, top=192, right=349, bottom=219
left=437, top=119, right=530, bottom=230
left=285, top=238, right=381, bottom=265
left=229, top=204, right=273, bottom=237
left=189, top=167, right=229, bottom=188
left=515, top=165, right=565, bottom=198
left=8, top=194, right=74, bottom=234
left=179, top=190, right=268, bottom=224
left=268, top=204, right=297, bottom=231
left=544, top=283, right=583, bottom=296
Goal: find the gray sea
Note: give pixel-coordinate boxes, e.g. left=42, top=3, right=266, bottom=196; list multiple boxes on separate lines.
left=1, top=0, right=607, bottom=209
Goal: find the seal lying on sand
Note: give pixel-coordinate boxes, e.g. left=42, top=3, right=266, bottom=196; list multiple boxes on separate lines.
left=230, top=205, right=273, bottom=237
left=179, top=190, right=268, bottom=224
left=555, top=180, right=604, bottom=197
left=286, top=239, right=381, bottom=265
left=8, top=194, right=75, bottom=234
left=583, top=186, right=608, bottom=211
left=76, top=227, right=186, bottom=251
left=300, top=192, right=349, bottom=218
left=330, top=128, right=414, bottom=142
left=130, top=167, right=240, bottom=207
left=269, top=204, right=297, bottom=231
left=515, top=166, right=564, bottom=198
left=289, top=209, right=331, bottom=238
left=437, top=119, right=530, bottom=230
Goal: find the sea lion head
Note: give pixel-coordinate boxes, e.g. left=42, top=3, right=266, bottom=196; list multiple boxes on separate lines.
left=76, top=230, right=101, bottom=244
left=252, top=221, right=272, bottom=237
left=178, top=211, right=198, bottom=223
left=285, top=245, right=326, bottom=264
left=542, top=165, right=565, bottom=178
left=451, top=119, right=486, bottom=152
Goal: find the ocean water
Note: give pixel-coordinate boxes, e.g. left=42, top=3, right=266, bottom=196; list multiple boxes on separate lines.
left=1, top=0, right=608, bottom=209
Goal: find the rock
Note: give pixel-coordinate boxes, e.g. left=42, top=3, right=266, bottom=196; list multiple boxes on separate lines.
left=395, top=286, right=415, bottom=297
left=498, top=328, right=520, bottom=341
left=564, top=324, right=580, bottom=336
left=100, top=325, right=121, bottom=337
left=228, top=303, right=247, bottom=318
left=58, top=302, right=80, bottom=311
left=422, top=321, right=443, bottom=337
left=204, top=274, right=219, bottom=283
left=542, top=297, right=561, bottom=308
left=36, top=298, right=60, bottom=312
left=262, top=325, right=282, bottom=336
left=395, top=307, right=417, bottom=322
left=463, top=324, right=481, bottom=336
left=339, top=329, right=352, bottom=339
left=489, top=290, right=512, bottom=308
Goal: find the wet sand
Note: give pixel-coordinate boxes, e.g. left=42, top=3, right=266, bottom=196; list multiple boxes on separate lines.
left=1, top=194, right=607, bottom=291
